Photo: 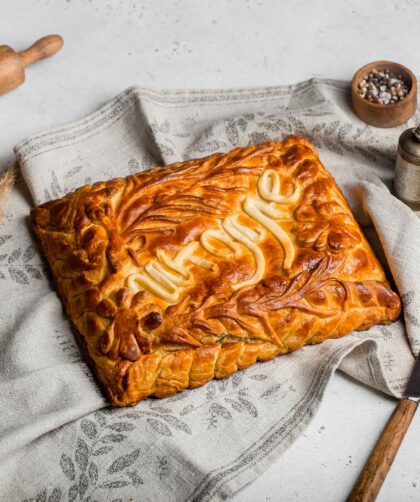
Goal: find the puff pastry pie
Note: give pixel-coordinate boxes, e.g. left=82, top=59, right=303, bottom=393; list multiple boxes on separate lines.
left=31, top=136, right=401, bottom=406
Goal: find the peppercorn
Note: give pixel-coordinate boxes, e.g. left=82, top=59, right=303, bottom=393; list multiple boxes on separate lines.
left=357, top=69, right=409, bottom=105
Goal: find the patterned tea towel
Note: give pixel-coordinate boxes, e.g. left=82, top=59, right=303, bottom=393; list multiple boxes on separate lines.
left=1, top=80, right=420, bottom=501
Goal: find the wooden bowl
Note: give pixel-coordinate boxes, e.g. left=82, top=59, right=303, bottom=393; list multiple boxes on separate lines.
left=351, top=61, right=417, bottom=128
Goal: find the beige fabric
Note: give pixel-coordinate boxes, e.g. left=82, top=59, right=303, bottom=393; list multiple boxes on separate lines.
left=0, top=80, right=419, bottom=501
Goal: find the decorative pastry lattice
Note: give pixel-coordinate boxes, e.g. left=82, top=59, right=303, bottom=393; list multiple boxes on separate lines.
left=31, top=136, right=401, bottom=406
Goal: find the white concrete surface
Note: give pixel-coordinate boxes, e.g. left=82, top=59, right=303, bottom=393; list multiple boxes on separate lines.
left=1, top=1, right=419, bottom=500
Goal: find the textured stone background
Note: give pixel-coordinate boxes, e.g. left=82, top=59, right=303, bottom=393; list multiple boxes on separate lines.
left=1, top=1, right=419, bottom=500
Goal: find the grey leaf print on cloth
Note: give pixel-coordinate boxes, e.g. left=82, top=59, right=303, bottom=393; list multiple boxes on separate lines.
left=41, top=411, right=145, bottom=500
left=23, top=487, right=63, bottom=502
left=20, top=365, right=268, bottom=500
left=402, top=291, right=420, bottom=328
left=5, top=80, right=420, bottom=502
left=0, top=236, right=45, bottom=285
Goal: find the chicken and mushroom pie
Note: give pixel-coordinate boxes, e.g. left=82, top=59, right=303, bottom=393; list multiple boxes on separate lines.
left=31, top=136, right=401, bottom=406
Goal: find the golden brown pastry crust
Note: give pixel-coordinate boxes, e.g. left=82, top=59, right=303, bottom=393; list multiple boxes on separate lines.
left=31, top=136, right=401, bottom=406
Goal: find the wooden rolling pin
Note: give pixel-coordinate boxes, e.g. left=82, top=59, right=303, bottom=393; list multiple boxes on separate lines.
left=0, top=35, right=63, bottom=96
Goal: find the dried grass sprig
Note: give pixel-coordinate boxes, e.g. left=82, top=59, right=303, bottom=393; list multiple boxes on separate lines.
left=0, top=161, right=17, bottom=224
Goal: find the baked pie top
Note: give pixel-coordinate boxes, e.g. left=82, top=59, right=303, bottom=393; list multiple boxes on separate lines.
left=31, top=136, right=401, bottom=406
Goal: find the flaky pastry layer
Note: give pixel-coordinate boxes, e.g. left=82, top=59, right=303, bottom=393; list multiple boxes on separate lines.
left=31, top=136, right=401, bottom=406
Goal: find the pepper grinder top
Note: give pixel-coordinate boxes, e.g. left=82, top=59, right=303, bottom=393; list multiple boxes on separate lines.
left=394, top=124, right=420, bottom=209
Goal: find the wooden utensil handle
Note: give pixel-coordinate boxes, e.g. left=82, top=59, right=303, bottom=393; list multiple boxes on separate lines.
left=347, top=398, right=418, bottom=502
left=19, top=35, right=63, bottom=67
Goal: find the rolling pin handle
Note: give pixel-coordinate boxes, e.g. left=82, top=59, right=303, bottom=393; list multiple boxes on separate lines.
left=18, top=35, right=63, bottom=67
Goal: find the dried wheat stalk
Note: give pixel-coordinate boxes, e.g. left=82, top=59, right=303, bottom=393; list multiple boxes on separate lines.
left=0, top=161, right=17, bottom=224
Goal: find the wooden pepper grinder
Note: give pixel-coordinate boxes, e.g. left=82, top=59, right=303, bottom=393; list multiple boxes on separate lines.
left=394, top=124, right=420, bottom=210
left=0, top=35, right=63, bottom=96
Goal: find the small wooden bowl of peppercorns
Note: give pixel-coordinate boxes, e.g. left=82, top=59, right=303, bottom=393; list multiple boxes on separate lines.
left=351, top=61, right=417, bottom=128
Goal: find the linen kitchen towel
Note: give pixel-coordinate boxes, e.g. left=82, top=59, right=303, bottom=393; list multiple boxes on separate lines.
left=0, top=80, right=419, bottom=501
